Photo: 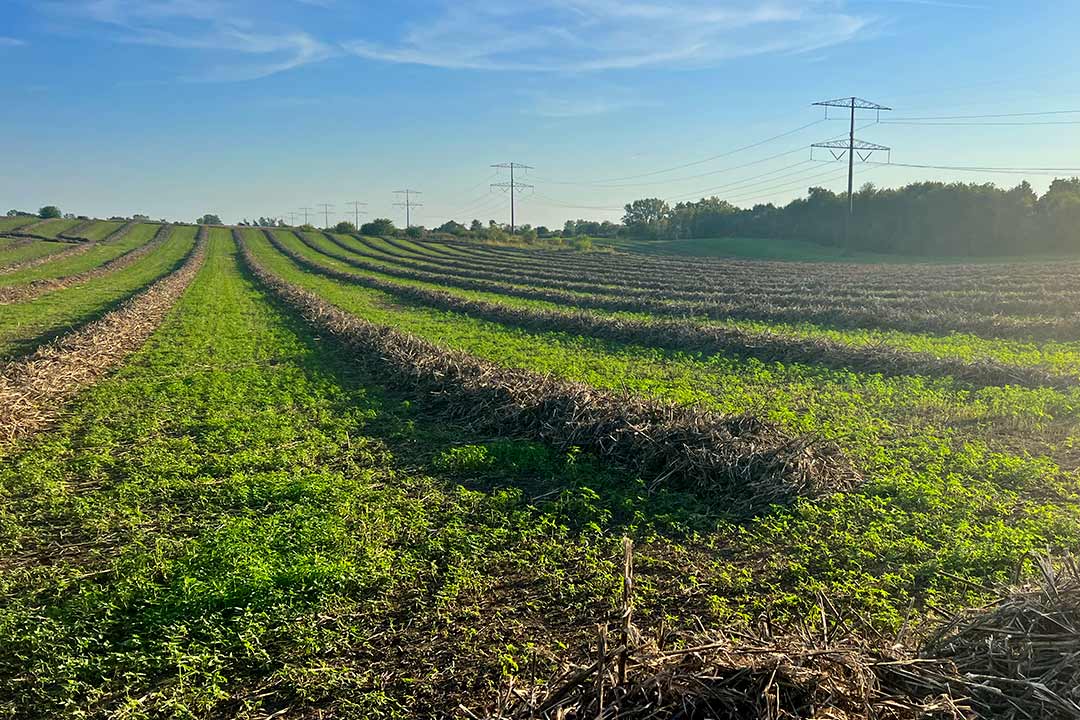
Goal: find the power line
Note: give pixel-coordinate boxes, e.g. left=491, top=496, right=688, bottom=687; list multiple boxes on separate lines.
left=298, top=207, right=312, bottom=225
left=883, top=120, right=1080, bottom=126
left=491, top=162, right=533, bottom=233
left=860, top=160, right=1080, bottom=175
left=888, top=109, right=1080, bottom=121
left=393, top=190, right=422, bottom=228
left=533, top=118, right=826, bottom=186
left=344, top=201, right=367, bottom=228
left=317, top=203, right=334, bottom=229
left=812, top=96, right=892, bottom=250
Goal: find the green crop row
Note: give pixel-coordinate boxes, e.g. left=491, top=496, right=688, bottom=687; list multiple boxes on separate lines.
left=0, top=226, right=196, bottom=359
left=245, top=228, right=1080, bottom=626
left=0, top=224, right=161, bottom=287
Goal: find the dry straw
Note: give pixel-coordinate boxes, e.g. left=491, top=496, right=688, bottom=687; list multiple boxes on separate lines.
left=242, top=229, right=859, bottom=512
left=0, top=226, right=208, bottom=444
left=0, top=224, right=174, bottom=305
left=478, top=548, right=1079, bottom=720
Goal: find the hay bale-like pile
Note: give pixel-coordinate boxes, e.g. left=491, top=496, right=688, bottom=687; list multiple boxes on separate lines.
left=479, top=553, right=1080, bottom=720
left=240, top=230, right=859, bottom=512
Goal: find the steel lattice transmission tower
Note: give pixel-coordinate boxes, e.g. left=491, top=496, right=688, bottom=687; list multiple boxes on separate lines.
left=393, top=190, right=422, bottom=228
left=491, top=162, right=534, bottom=234
left=344, top=201, right=368, bottom=230
left=811, top=97, right=892, bottom=249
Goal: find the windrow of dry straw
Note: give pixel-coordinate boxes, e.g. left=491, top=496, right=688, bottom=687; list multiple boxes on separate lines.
left=268, top=232, right=1072, bottom=391
left=341, top=234, right=1080, bottom=318
left=0, top=221, right=139, bottom=276
left=242, top=229, right=858, bottom=512
left=409, top=236, right=1080, bottom=309
left=0, top=226, right=208, bottom=444
left=0, top=224, right=174, bottom=305
left=56, top=218, right=99, bottom=242
left=480, top=551, right=1080, bottom=720
left=434, top=236, right=1080, bottom=295
left=305, top=231, right=1078, bottom=341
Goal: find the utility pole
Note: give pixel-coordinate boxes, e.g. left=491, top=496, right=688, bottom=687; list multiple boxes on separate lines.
left=393, top=190, right=423, bottom=228
left=299, top=207, right=312, bottom=226
left=317, top=203, right=334, bottom=229
left=345, top=201, right=368, bottom=229
left=491, top=162, right=534, bottom=234
left=288, top=212, right=297, bottom=227
left=811, top=97, right=891, bottom=251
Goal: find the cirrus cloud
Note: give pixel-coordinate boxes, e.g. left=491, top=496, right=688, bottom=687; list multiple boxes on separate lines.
left=344, top=0, right=876, bottom=72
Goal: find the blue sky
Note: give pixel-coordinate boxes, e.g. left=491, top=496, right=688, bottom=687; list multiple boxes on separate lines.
left=2, top=1, right=1079, bottom=228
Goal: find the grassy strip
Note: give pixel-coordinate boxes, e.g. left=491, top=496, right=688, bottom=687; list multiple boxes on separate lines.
left=244, top=229, right=857, bottom=512
left=312, top=230, right=1080, bottom=344
left=0, top=240, right=70, bottom=270
left=0, top=230, right=693, bottom=716
left=0, top=216, right=38, bottom=233
left=0, top=228, right=208, bottom=442
left=343, top=234, right=1080, bottom=318
left=10, top=218, right=83, bottom=240
left=0, top=223, right=161, bottom=289
left=271, top=232, right=1074, bottom=391
left=75, top=221, right=126, bottom=242
left=306, top=232, right=1080, bottom=377
left=0, top=227, right=197, bottom=359
left=248, top=228, right=1080, bottom=625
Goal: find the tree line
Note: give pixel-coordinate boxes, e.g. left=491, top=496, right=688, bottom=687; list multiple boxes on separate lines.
left=619, top=178, right=1080, bottom=257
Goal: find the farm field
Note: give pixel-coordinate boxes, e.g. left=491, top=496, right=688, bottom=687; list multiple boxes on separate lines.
left=1, top=225, right=1078, bottom=718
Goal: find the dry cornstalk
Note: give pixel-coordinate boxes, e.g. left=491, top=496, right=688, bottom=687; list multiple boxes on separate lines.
left=0, top=226, right=208, bottom=444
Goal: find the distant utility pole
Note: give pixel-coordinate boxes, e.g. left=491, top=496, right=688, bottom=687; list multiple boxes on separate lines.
left=811, top=97, right=892, bottom=250
left=288, top=212, right=297, bottom=227
left=491, top=162, right=534, bottom=234
left=345, top=201, right=368, bottom=229
left=393, top=190, right=423, bottom=228
left=299, top=207, right=312, bottom=226
left=318, top=203, right=334, bottom=229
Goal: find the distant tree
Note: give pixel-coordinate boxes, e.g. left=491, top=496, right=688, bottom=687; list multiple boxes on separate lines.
left=63, top=213, right=76, bottom=219
left=298, top=223, right=316, bottom=232
left=360, top=218, right=396, bottom=236
left=197, top=214, right=223, bottom=225
left=405, top=225, right=426, bottom=239
left=469, top=219, right=484, bottom=234
left=38, top=205, right=62, bottom=219
left=520, top=227, right=538, bottom=243
left=622, top=198, right=670, bottom=239
left=562, top=220, right=577, bottom=237
left=436, top=220, right=467, bottom=235
left=333, top=221, right=357, bottom=233
left=133, top=214, right=149, bottom=220
left=535, top=225, right=550, bottom=236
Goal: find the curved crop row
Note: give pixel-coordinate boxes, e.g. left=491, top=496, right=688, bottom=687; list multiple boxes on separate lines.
left=294, top=231, right=1078, bottom=341
left=0, top=225, right=173, bottom=305
left=337, top=234, right=1080, bottom=318
left=269, top=232, right=1072, bottom=390
left=0, top=221, right=139, bottom=277
left=56, top=219, right=99, bottom=242
left=433, top=237, right=1080, bottom=294
left=242, top=229, right=858, bottom=513
left=0, top=227, right=209, bottom=443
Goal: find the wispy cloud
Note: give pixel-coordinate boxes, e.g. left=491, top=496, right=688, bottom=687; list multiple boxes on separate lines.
left=0, top=37, right=27, bottom=47
left=344, top=1, right=876, bottom=72
left=39, top=0, right=334, bottom=81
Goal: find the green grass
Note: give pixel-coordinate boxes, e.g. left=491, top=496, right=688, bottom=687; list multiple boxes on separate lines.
left=0, top=230, right=648, bottom=716
left=247, top=228, right=1080, bottom=625
left=0, top=240, right=71, bottom=268
left=26, top=218, right=83, bottom=239
left=0, top=216, right=37, bottom=233
left=305, top=230, right=1080, bottom=377
left=2, top=227, right=1078, bottom=716
left=78, top=220, right=126, bottom=241
left=604, top=235, right=1080, bottom=264
left=0, top=227, right=196, bottom=358
left=0, top=224, right=161, bottom=287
